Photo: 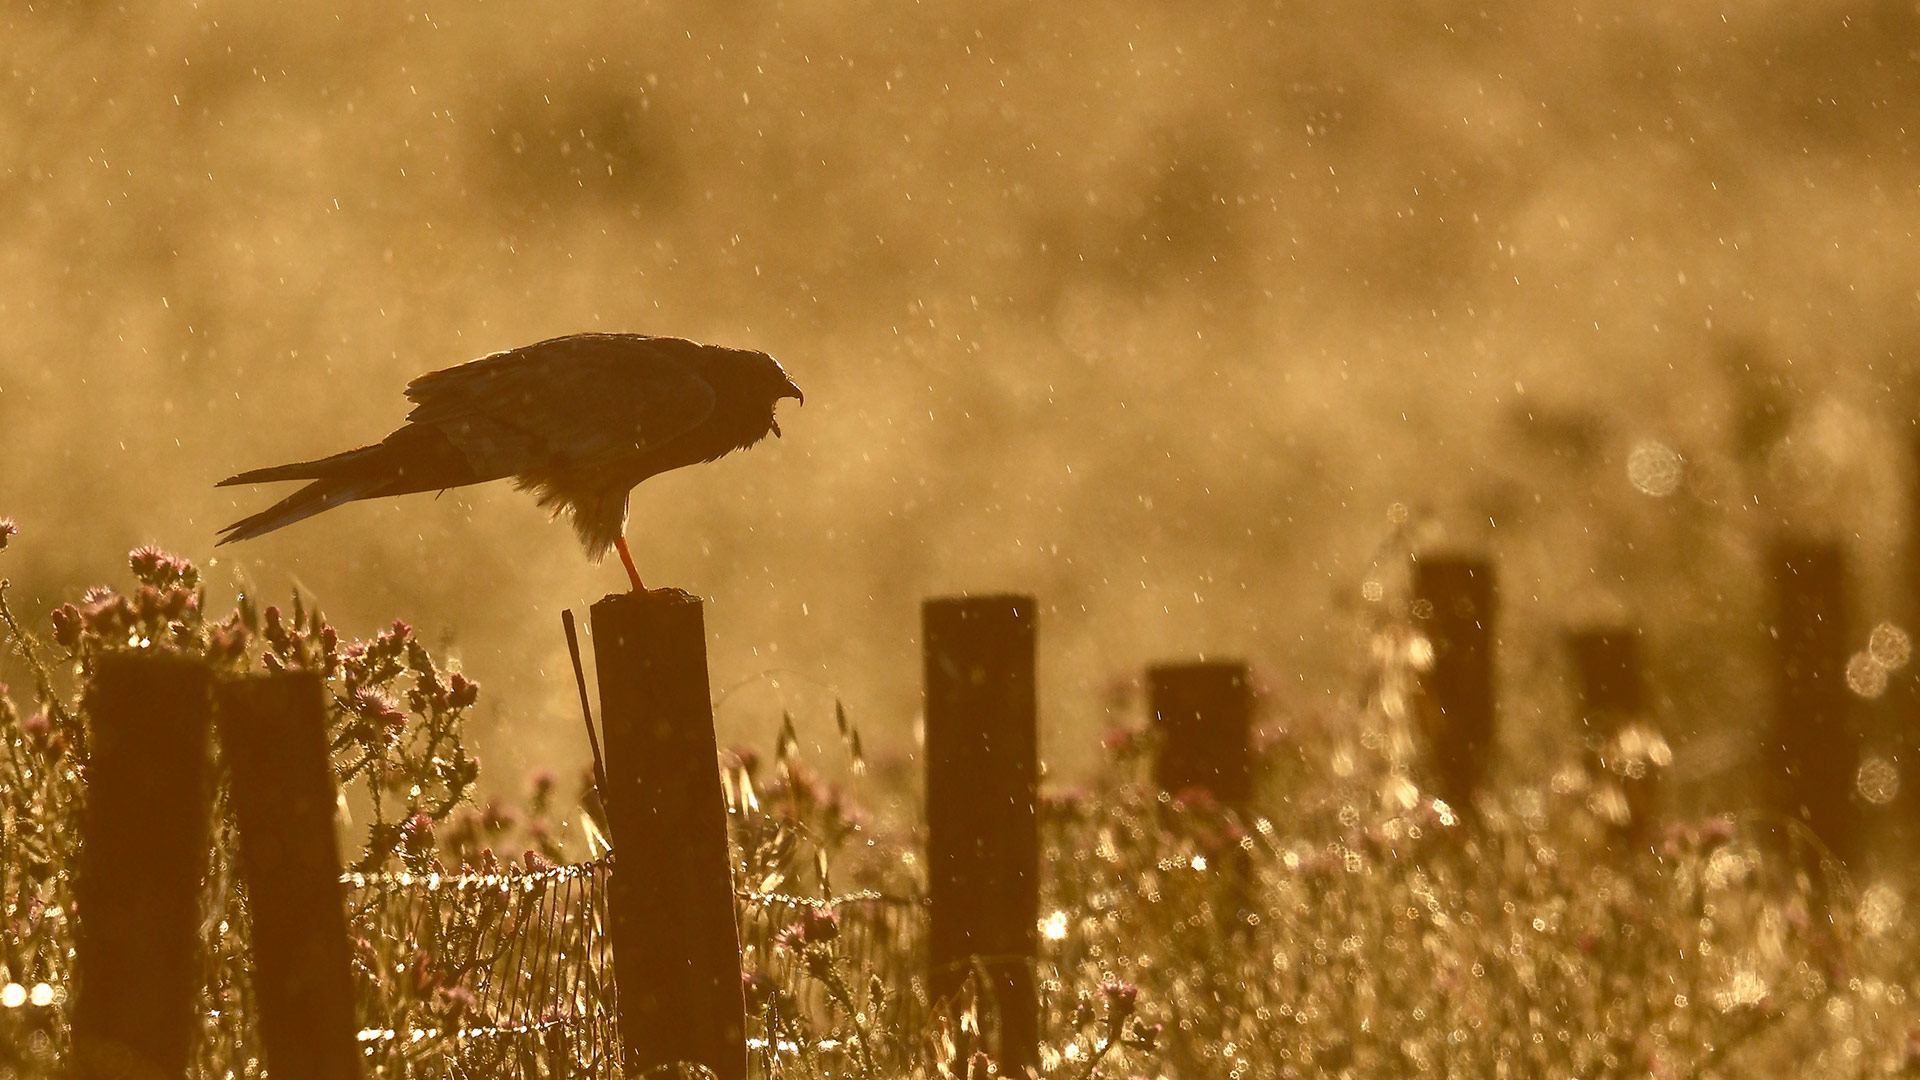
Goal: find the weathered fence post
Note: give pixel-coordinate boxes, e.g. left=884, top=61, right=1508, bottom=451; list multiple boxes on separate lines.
left=216, top=670, right=360, bottom=1080
left=924, top=595, right=1038, bottom=1072
left=1768, top=538, right=1858, bottom=864
left=590, top=590, right=746, bottom=1080
left=1568, top=625, right=1661, bottom=843
left=1148, top=661, right=1252, bottom=806
left=71, top=653, right=214, bottom=1080
left=1413, top=555, right=1497, bottom=814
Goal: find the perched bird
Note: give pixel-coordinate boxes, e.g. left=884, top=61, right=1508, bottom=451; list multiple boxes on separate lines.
left=216, top=332, right=802, bottom=591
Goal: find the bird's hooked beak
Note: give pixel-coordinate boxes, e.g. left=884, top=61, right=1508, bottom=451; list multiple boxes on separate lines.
left=772, top=376, right=803, bottom=438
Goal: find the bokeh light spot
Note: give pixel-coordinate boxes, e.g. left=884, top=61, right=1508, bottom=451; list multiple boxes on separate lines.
left=1846, top=652, right=1889, bottom=699
left=1626, top=440, right=1684, bottom=496
left=1869, top=623, right=1911, bottom=670
left=1860, top=883, right=1904, bottom=935
left=1856, top=756, right=1900, bottom=806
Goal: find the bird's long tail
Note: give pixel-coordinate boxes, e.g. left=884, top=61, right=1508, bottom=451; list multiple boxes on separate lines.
left=215, top=428, right=476, bottom=545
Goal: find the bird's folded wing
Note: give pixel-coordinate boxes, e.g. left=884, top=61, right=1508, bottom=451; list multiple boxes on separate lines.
left=403, top=334, right=718, bottom=476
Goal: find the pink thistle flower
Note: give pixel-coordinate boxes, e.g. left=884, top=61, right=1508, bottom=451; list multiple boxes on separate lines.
left=1100, top=724, right=1143, bottom=755
left=441, top=985, right=476, bottom=1017
left=775, top=908, right=840, bottom=952
left=1099, top=977, right=1138, bottom=1018
left=401, top=813, right=436, bottom=859
left=523, top=850, right=555, bottom=873
left=49, top=604, right=82, bottom=650
left=21, top=710, right=51, bottom=741
left=447, top=673, right=479, bottom=709
left=1171, top=785, right=1222, bottom=814
left=0, top=518, right=17, bottom=551
left=741, top=970, right=776, bottom=1000
left=160, top=588, right=194, bottom=621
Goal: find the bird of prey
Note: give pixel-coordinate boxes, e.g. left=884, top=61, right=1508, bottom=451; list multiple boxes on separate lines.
left=216, top=333, right=802, bottom=591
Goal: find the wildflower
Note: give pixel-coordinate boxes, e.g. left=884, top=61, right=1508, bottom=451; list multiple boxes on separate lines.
left=441, top=985, right=476, bottom=1018
left=409, top=948, right=441, bottom=993
left=801, top=906, right=840, bottom=943
left=49, top=604, right=81, bottom=650
left=129, top=545, right=173, bottom=581
left=0, top=518, right=16, bottom=551
left=82, top=593, right=134, bottom=640
left=1170, top=786, right=1222, bottom=814
left=209, top=616, right=250, bottom=663
left=523, top=770, right=556, bottom=805
left=776, top=907, right=840, bottom=952
left=726, top=747, right=762, bottom=776
left=1099, top=977, right=1137, bottom=1021
left=523, top=849, right=556, bottom=873
left=1100, top=724, right=1144, bottom=756
left=160, top=588, right=194, bottom=622
left=447, top=672, right=479, bottom=709
left=401, top=814, right=436, bottom=860
left=21, top=710, right=50, bottom=742
left=481, top=799, right=519, bottom=835
left=350, top=688, right=407, bottom=748
left=741, top=970, right=777, bottom=1002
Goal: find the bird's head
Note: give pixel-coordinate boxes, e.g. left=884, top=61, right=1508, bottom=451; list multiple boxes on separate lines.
left=702, top=344, right=803, bottom=438
left=759, top=353, right=803, bottom=437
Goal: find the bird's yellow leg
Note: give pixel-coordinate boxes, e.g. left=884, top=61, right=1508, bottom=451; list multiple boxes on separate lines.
left=614, top=536, right=645, bottom=593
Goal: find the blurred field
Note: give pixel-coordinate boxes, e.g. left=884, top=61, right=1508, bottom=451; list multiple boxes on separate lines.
left=4, top=1, right=1919, bottom=799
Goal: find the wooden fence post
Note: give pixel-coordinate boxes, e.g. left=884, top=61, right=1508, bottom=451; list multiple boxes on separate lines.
left=1567, top=626, right=1661, bottom=843
left=924, top=595, right=1038, bottom=1073
left=1768, top=538, right=1858, bottom=864
left=1412, top=555, right=1497, bottom=814
left=216, top=670, right=359, bottom=1080
left=1148, top=661, right=1252, bottom=806
left=590, top=590, right=746, bottom=1080
left=71, top=653, right=214, bottom=1080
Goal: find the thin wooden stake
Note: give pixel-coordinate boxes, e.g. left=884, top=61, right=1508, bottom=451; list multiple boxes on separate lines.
left=562, top=608, right=609, bottom=799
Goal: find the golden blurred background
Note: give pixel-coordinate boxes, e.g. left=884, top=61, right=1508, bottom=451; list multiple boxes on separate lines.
left=3, top=1, right=1917, bottom=800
